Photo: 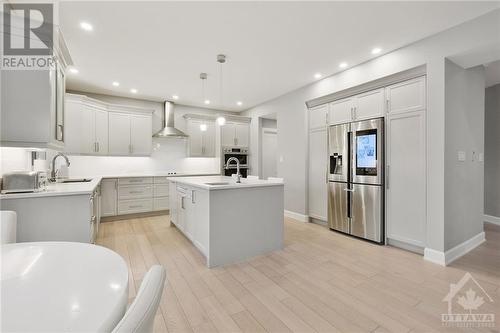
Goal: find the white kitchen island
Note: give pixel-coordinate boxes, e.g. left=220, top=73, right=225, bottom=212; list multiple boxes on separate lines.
left=168, top=176, right=284, bottom=268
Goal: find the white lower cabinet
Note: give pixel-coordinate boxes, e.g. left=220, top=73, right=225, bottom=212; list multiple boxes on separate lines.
left=171, top=183, right=209, bottom=256
left=153, top=197, right=169, bottom=211
left=100, top=179, right=118, bottom=217
left=100, top=176, right=169, bottom=217
left=169, top=182, right=178, bottom=225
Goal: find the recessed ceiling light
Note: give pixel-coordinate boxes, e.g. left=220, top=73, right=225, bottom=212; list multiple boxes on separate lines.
left=236, top=101, right=243, bottom=106
left=172, top=95, right=179, bottom=100
left=314, top=73, right=322, bottom=79
left=79, top=21, right=93, bottom=31
left=339, top=62, right=348, bottom=69
left=371, top=47, right=382, bottom=55
left=112, top=81, right=120, bottom=87
left=199, top=124, right=208, bottom=132
left=130, top=88, right=138, bottom=94
left=204, top=99, right=210, bottom=105
left=68, top=67, right=79, bottom=74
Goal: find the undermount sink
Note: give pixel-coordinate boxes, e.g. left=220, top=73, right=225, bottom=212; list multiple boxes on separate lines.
left=58, top=178, right=93, bottom=183
left=204, top=182, right=230, bottom=186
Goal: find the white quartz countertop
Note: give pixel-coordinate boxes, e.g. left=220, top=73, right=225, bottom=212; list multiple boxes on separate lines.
left=169, top=176, right=284, bottom=190
left=0, top=176, right=103, bottom=199
left=0, top=172, right=220, bottom=199
left=87, top=172, right=220, bottom=179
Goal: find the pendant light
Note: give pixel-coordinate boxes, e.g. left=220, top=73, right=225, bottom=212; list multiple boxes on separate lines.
left=216, top=54, right=226, bottom=126
left=200, top=72, right=210, bottom=105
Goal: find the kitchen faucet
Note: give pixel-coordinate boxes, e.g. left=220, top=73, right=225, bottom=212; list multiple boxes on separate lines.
left=225, top=157, right=241, bottom=183
left=50, top=152, right=71, bottom=181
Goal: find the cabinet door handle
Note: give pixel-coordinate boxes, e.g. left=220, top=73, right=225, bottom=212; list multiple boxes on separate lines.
left=97, top=142, right=100, bottom=152
left=191, top=190, right=195, bottom=204
left=353, top=107, right=357, bottom=119
left=386, top=99, right=390, bottom=113
left=57, top=124, right=64, bottom=141
left=181, top=196, right=185, bottom=209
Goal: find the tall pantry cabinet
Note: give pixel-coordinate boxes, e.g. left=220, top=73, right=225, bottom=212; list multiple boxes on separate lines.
left=308, top=76, right=427, bottom=249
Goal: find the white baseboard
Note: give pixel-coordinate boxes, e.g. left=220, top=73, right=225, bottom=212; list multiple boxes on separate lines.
left=284, top=210, right=309, bottom=223
left=484, top=214, right=500, bottom=226
left=424, top=231, right=485, bottom=266
left=423, top=248, right=446, bottom=266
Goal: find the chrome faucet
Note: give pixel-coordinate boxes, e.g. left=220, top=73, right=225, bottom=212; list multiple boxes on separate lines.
left=50, top=152, right=71, bottom=181
left=225, top=157, right=241, bottom=183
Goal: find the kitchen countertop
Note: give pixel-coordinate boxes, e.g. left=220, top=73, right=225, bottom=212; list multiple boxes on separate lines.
left=0, top=172, right=220, bottom=200
left=169, top=175, right=284, bottom=190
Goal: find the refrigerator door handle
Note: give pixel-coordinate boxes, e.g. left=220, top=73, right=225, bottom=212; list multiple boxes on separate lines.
left=343, top=188, right=355, bottom=192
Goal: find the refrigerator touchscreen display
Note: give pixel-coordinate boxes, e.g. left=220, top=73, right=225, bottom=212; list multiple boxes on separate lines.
left=356, top=130, right=377, bottom=175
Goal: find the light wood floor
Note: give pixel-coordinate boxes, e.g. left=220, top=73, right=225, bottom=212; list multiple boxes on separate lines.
left=97, top=216, right=500, bottom=333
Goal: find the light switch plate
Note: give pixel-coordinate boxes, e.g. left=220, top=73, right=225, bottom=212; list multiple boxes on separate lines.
left=457, top=151, right=466, bottom=162
left=478, top=153, right=484, bottom=162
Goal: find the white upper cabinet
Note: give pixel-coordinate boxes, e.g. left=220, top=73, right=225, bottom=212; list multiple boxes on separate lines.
left=354, top=88, right=385, bottom=120
left=221, top=123, right=236, bottom=146
left=328, top=88, right=384, bottom=125
left=65, top=96, right=108, bottom=155
left=221, top=122, right=250, bottom=147
left=66, top=93, right=153, bottom=156
left=186, top=119, right=216, bottom=157
left=130, top=114, right=152, bottom=155
left=234, top=123, right=249, bottom=147
left=108, top=113, right=131, bottom=155
left=386, top=76, right=426, bottom=115
left=93, top=109, right=109, bottom=155
left=309, top=104, right=328, bottom=130
left=328, top=97, right=353, bottom=124
left=1, top=28, right=70, bottom=149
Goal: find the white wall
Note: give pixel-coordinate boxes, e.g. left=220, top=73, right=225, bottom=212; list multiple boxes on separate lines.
left=242, top=9, right=500, bottom=252
left=484, top=84, right=500, bottom=218
left=444, top=60, right=485, bottom=250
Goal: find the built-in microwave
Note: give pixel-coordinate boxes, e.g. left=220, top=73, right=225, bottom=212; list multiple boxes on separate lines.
left=222, top=146, right=248, bottom=167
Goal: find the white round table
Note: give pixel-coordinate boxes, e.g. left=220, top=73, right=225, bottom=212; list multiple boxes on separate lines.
left=1, top=242, right=129, bottom=332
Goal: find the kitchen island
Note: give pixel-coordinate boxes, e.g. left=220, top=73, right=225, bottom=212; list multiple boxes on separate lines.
left=168, top=176, right=284, bottom=267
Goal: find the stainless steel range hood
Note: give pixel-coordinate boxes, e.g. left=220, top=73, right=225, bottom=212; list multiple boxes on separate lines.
left=153, top=101, right=188, bottom=138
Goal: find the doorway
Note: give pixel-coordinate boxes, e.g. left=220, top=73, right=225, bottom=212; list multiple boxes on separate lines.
left=259, top=114, right=278, bottom=179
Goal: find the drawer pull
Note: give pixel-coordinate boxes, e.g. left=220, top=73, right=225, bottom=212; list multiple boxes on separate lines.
left=128, top=205, right=143, bottom=209
left=129, top=191, right=143, bottom=194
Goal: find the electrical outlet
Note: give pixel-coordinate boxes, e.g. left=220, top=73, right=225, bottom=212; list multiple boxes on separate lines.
left=457, top=151, right=466, bottom=162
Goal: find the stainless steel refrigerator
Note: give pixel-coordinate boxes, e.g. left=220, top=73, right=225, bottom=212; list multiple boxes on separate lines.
left=327, top=117, right=384, bottom=243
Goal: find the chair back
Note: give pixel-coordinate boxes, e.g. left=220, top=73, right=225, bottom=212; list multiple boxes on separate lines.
left=112, top=265, right=166, bottom=333
left=1, top=211, right=17, bottom=244
left=267, top=177, right=284, bottom=183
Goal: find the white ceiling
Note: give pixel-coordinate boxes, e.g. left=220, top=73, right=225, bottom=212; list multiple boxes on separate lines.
left=60, top=1, right=499, bottom=111
left=485, top=60, right=500, bottom=87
